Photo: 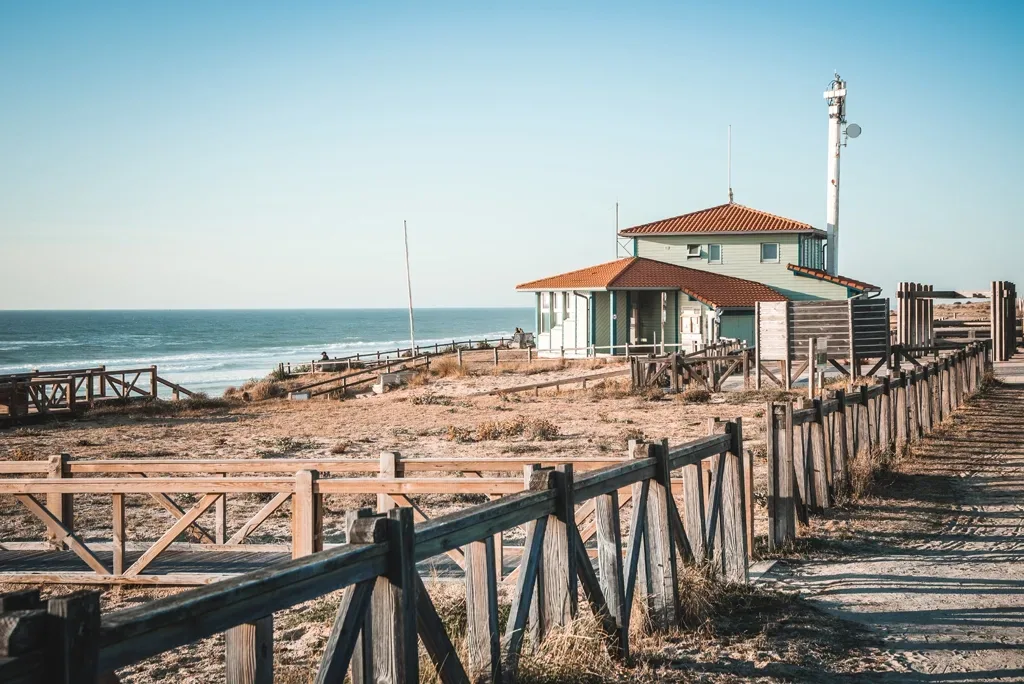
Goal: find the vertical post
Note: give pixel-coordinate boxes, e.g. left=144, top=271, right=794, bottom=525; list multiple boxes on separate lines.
left=897, top=371, right=910, bottom=449
left=528, top=464, right=571, bottom=645
left=858, top=385, right=871, bottom=458
left=46, top=591, right=102, bottom=684
left=458, top=348, right=463, bottom=367
left=848, top=298, right=858, bottom=379
left=767, top=403, right=795, bottom=549
left=112, top=493, right=125, bottom=576
left=493, top=348, right=499, bottom=367
left=226, top=616, right=274, bottom=684
left=808, top=337, right=817, bottom=399
left=378, top=452, right=399, bottom=513
left=47, top=454, right=73, bottom=550
left=98, top=365, right=106, bottom=398
left=681, top=439, right=707, bottom=563
left=880, top=377, right=892, bottom=453
left=150, top=365, right=158, bottom=398
left=754, top=302, right=762, bottom=390
left=215, top=472, right=227, bottom=545
left=809, top=399, right=829, bottom=510
left=833, top=389, right=849, bottom=493
left=465, top=536, right=501, bottom=683
left=644, top=441, right=679, bottom=627
left=291, top=470, right=322, bottom=559
left=371, top=508, right=419, bottom=684
left=709, top=421, right=749, bottom=583
left=85, top=372, right=94, bottom=405
left=346, top=508, right=376, bottom=684
left=595, top=488, right=627, bottom=658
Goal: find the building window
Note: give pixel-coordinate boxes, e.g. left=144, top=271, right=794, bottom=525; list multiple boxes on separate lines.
left=686, top=244, right=701, bottom=260
left=563, top=293, right=572, bottom=320
left=708, top=244, right=722, bottom=264
left=540, top=292, right=551, bottom=332
left=760, top=242, right=780, bottom=263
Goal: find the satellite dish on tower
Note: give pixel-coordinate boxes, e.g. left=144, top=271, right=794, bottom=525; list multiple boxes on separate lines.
left=846, top=123, right=862, bottom=138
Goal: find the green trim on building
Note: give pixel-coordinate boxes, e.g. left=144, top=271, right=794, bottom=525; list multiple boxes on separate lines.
left=610, top=291, right=618, bottom=354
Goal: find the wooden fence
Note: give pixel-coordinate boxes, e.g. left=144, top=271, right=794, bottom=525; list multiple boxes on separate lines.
left=0, top=421, right=753, bottom=683
left=764, top=341, right=988, bottom=549
left=629, top=341, right=750, bottom=392
left=0, top=366, right=195, bottom=418
left=896, top=281, right=1018, bottom=362
left=279, top=336, right=519, bottom=376
left=754, top=298, right=890, bottom=388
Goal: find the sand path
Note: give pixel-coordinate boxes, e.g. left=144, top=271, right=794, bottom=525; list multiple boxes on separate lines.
left=766, top=359, right=1024, bottom=682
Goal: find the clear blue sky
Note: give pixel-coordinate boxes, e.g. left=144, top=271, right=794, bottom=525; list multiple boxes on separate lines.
left=2, top=1, right=1021, bottom=309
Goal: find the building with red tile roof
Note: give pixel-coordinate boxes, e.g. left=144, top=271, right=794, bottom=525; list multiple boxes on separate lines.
left=519, top=202, right=878, bottom=356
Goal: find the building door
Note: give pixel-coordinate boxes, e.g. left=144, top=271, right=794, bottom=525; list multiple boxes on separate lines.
left=679, top=305, right=703, bottom=352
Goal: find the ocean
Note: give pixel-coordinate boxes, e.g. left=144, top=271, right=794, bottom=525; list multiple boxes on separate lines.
left=0, top=309, right=534, bottom=396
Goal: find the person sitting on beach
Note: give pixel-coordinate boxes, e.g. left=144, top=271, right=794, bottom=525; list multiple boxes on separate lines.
left=320, top=351, right=330, bottom=361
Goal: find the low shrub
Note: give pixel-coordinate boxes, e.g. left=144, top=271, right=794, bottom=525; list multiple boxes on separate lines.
left=444, top=425, right=473, bottom=443
left=679, top=385, right=711, bottom=404
left=527, top=418, right=559, bottom=440
left=412, top=394, right=454, bottom=406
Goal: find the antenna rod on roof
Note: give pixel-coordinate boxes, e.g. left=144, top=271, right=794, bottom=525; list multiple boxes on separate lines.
left=727, top=125, right=734, bottom=203
left=615, top=201, right=619, bottom=257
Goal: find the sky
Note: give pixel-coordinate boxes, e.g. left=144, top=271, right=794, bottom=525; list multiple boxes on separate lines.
left=1, top=1, right=1022, bottom=309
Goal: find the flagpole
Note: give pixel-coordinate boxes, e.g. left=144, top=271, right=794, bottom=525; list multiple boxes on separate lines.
left=403, top=220, right=416, bottom=353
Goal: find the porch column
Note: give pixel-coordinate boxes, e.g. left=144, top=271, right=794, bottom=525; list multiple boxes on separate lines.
left=535, top=293, right=541, bottom=335
left=610, top=290, right=618, bottom=355
left=589, top=293, right=597, bottom=357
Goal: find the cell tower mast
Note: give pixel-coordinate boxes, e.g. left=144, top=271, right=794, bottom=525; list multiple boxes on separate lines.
left=824, top=74, right=847, bottom=276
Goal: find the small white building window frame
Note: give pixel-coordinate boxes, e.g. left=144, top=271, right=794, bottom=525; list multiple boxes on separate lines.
left=708, top=244, right=722, bottom=264
left=686, top=244, right=702, bottom=260
left=760, top=242, right=780, bottom=263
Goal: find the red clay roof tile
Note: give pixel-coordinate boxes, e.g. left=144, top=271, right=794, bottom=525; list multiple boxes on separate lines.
left=516, top=257, right=788, bottom=308
left=786, top=264, right=879, bottom=292
left=619, top=202, right=822, bottom=236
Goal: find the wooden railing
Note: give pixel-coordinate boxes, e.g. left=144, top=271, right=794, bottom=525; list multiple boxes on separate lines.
left=0, top=420, right=752, bottom=683
left=287, top=355, right=432, bottom=398
left=0, top=365, right=196, bottom=418
left=0, top=449, right=746, bottom=586
left=279, top=336, right=518, bottom=376
left=631, top=342, right=751, bottom=391
left=764, top=341, right=989, bottom=549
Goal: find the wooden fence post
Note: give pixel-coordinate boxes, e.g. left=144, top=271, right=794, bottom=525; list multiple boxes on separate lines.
left=291, top=470, right=322, bottom=559
left=645, top=441, right=679, bottom=627
left=112, top=493, right=125, bottom=576
left=595, top=488, right=628, bottom=658
left=493, top=348, right=499, bottom=367
left=831, top=389, right=849, bottom=495
left=465, top=535, right=501, bottom=682
left=98, top=365, right=106, bottom=398
left=857, top=386, right=871, bottom=459
left=527, top=463, right=572, bottom=646
left=880, top=377, right=892, bottom=452
left=47, top=454, right=73, bottom=550
left=150, top=365, right=158, bottom=399
left=709, top=421, right=749, bottom=584
left=215, top=472, right=227, bottom=545
left=45, top=590, right=101, bottom=684
left=896, top=371, right=909, bottom=451
left=226, top=616, right=274, bottom=684
left=766, top=404, right=795, bottom=549
left=809, top=400, right=829, bottom=510
left=369, top=507, right=418, bottom=684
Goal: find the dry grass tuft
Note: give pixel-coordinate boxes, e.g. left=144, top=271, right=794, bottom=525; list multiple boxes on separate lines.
left=678, top=385, right=711, bottom=404
left=412, top=394, right=454, bottom=406
left=444, top=425, right=473, bottom=443
left=527, top=418, right=560, bottom=440
left=329, top=442, right=349, bottom=455
left=431, top=356, right=468, bottom=378
left=406, top=371, right=432, bottom=387
left=4, top=447, right=41, bottom=461
left=243, top=380, right=286, bottom=402
left=621, top=426, right=645, bottom=444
